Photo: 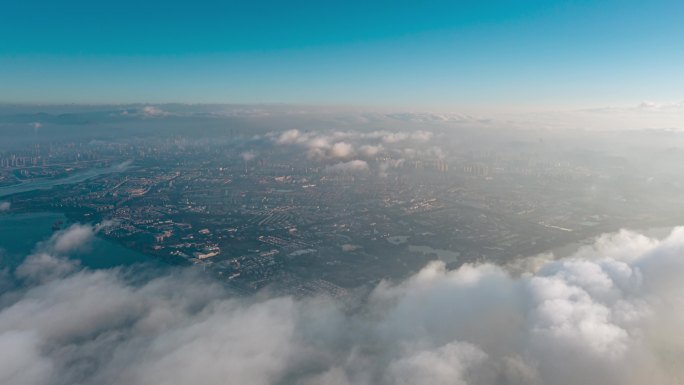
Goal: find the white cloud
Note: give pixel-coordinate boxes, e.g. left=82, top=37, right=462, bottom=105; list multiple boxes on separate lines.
left=15, top=253, right=79, bottom=284
left=359, top=144, right=383, bottom=157
left=13, top=223, right=102, bottom=283
left=330, top=142, right=354, bottom=159
left=49, top=224, right=96, bottom=254
left=277, top=129, right=303, bottom=144
left=2, top=227, right=684, bottom=384
left=374, top=130, right=433, bottom=144
left=386, top=342, right=488, bottom=385
left=635, top=100, right=684, bottom=111
left=241, top=151, right=257, bottom=161
left=141, top=106, right=169, bottom=117
left=410, top=130, right=433, bottom=141
left=0, top=331, right=53, bottom=385
left=308, top=137, right=331, bottom=150
left=381, top=132, right=409, bottom=144
left=305, top=137, right=332, bottom=160
left=271, top=127, right=440, bottom=164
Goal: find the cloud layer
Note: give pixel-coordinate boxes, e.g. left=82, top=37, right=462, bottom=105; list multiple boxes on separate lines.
left=1, top=225, right=684, bottom=385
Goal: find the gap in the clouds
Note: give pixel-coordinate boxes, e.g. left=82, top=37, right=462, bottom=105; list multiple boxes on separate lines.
left=0, top=211, right=152, bottom=269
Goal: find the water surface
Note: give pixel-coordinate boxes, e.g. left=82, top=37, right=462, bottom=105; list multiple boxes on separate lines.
left=0, top=211, right=151, bottom=269
left=0, top=164, right=125, bottom=198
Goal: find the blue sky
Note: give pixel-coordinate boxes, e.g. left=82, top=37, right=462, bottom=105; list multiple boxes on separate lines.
left=1, top=0, right=682, bottom=108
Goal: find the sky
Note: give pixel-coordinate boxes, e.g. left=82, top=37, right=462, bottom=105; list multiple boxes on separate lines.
left=1, top=0, right=682, bottom=108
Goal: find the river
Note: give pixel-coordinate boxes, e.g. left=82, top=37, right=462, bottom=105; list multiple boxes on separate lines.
left=0, top=163, right=128, bottom=198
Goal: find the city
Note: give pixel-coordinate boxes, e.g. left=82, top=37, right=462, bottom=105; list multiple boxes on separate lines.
left=3, top=106, right=684, bottom=297
left=2, top=1, right=683, bottom=383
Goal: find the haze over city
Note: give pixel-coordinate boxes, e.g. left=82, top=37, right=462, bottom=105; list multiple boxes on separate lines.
left=1, top=1, right=684, bottom=385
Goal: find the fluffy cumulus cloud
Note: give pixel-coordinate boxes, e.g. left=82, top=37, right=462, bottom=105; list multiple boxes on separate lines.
left=277, top=129, right=303, bottom=145
left=359, top=144, right=383, bottom=158
left=13, top=224, right=98, bottom=283
left=50, top=224, right=97, bottom=254
left=271, top=128, right=437, bottom=162
left=2, top=227, right=684, bottom=385
left=275, top=130, right=352, bottom=160
left=330, top=142, right=354, bottom=159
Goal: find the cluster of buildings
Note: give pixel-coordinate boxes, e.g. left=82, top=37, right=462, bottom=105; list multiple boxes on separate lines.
left=3, top=134, right=658, bottom=296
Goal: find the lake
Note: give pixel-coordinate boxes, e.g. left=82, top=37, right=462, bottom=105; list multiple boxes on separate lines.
left=0, top=211, right=152, bottom=269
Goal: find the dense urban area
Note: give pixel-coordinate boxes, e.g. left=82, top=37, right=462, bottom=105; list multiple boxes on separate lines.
left=3, top=106, right=684, bottom=296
